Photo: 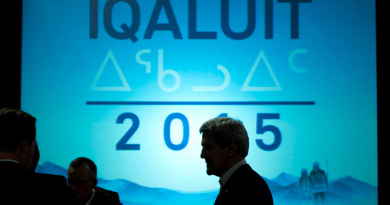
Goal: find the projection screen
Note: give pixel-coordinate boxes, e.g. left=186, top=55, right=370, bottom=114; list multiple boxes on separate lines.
left=21, top=0, right=377, bottom=204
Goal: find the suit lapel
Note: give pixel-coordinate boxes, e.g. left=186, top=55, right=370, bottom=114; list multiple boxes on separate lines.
left=214, top=164, right=251, bottom=205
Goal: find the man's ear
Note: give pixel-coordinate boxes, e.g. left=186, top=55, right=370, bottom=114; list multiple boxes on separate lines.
left=92, top=179, right=98, bottom=188
left=20, top=138, right=30, bottom=154
left=227, top=141, right=237, bottom=157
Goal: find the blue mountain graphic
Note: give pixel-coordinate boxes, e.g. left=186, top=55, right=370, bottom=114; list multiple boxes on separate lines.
left=36, top=162, right=378, bottom=205
left=335, top=176, right=378, bottom=204
left=328, top=181, right=355, bottom=199
left=272, top=172, right=299, bottom=186
left=262, top=176, right=281, bottom=188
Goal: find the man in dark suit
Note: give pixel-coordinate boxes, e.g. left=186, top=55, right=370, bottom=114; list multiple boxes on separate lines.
left=199, top=117, right=273, bottom=205
left=68, top=157, right=122, bottom=205
left=0, top=108, right=83, bottom=205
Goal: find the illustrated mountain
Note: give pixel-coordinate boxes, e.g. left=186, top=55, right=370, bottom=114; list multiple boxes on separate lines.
left=36, top=162, right=377, bottom=205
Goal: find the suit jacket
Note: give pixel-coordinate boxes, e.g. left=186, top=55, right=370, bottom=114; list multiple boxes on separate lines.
left=214, top=164, right=273, bottom=205
left=0, top=161, right=83, bottom=205
left=90, top=186, right=122, bottom=205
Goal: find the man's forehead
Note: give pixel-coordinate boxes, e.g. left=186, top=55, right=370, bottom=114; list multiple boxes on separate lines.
left=201, top=132, right=215, bottom=144
left=68, top=163, right=91, bottom=178
left=202, top=131, right=214, bottom=138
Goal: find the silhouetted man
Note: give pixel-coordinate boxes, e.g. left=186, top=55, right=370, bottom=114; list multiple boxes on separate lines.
left=199, top=117, right=273, bottom=205
left=0, top=108, right=82, bottom=205
left=68, top=157, right=122, bottom=205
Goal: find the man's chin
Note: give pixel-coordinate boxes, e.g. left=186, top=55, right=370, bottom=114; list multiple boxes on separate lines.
left=206, top=168, right=214, bottom=176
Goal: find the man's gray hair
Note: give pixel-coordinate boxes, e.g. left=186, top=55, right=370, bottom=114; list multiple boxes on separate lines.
left=199, top=117, right=249, bottom=157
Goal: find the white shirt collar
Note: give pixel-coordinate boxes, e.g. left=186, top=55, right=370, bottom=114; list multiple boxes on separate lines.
left=0, top=159, right=20, bottom=164
left=219, top=159, right=247, bottom=190
left=84, top=189, right=96, bottom=205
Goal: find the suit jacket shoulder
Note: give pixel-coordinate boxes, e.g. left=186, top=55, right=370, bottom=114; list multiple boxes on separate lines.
left=0, top=162, right=32, bottom=204
left=0, top=161, right=83, bottom=205
left=33, top=172, right=67, bottom=186
left=90, top=186, right=122, bottom=205
left=215, top=164, right=273, bottom=205
left=33, top=172, right=83, bottom=204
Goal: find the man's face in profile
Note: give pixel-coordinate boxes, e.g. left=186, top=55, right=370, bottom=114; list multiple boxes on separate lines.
left=67, top=163, right=97, bottom=202
left=200, top=132, right=229, bottom=177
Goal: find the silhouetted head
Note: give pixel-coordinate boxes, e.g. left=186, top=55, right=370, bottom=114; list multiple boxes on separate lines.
left=0, top=108, right=37, bottom=170
left=313, top=161, right=320, bottom=170
left=199, top=117, right=249, bottom=177
left=301, top=168, right=308, bottom=177
left=67, top=157, right=98, bottom=203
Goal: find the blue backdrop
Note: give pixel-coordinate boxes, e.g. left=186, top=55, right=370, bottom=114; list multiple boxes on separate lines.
left=22, top=0, right=377, bottom=204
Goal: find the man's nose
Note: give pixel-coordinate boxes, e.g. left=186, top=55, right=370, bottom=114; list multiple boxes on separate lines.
left=70, top=185, right=78, bottom=191
left=200, top=148, right=206, bottom=158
